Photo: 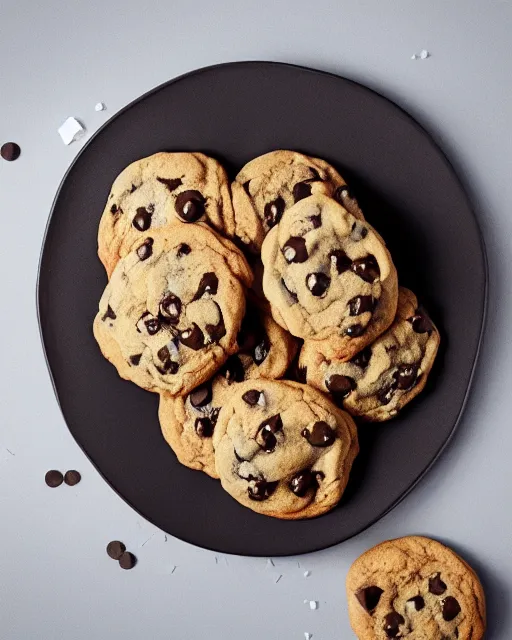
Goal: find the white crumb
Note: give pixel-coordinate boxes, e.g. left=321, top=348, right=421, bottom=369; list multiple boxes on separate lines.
left=304, top=570, right=311, bottom=577
left=411, top=54, right=418, bottom=60
left=95, top=102, right=106, bottom=112
left=58, top=117, right=85, bottom=145
left=420, top=49, right=430, bottom=59
left=304, top=599, right=308, bottom=604
left=309, top=601, right=318, bottom=610
left=304, top=634, right=312, bottom=640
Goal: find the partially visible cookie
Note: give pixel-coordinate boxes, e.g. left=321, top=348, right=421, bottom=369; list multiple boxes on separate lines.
left=98, top=152, right=236, bottom=277
left=346, top=536, right=486, bottom=640
left=93, top=224, right=252, bottom=396
left=232, top=150, right=364, bottom=252
left=262, top=194, right=398, bottom=360
left=158, top=302, right=297, bottom=476
left=300, top=288, right=440, bottom=421
left=213, top=379, right=359, bottom=519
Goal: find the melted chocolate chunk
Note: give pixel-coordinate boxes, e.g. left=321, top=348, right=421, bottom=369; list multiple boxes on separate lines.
left=157, top=176, right=182, bottom=192
left=136, top=237, right=154, bottom=261
left=351, top=346, right=372, bottom=368
left=110, top=204, right=118, bottom=214
left=220, top=355, right=245, bottom=383
left=330, top=249, right=352, bottom=274
left=394, top=363, right=419, bottom=390
left=407, top=596, right=425, bottom=611
left=345, top=323, right=365, bottom=338
left=243, top=180, right=251, bottom=195
left=159, top=294, right=181, bottom=323
left=205, top=313, right=226, bottom=343
left=179, top=324, right=205, bottom=350
left=442, top=597, right=461, bottom=622
left=302, top=421, right=336, bottom=447
left=308, top=213, right=322, bottom=228
left=189, top=383, right=212, bottom=408
left=192, top=272, right=219, bottom=300
left=264, top=196, right=285, bottom=228
left=348, top=295, right=374, bottom=316
left=129, top=354, right=142, bottom=366
left=175, top=190, right=206, bottom=222
left=409, top=310, right=434, bottom=334
left=132, top=206, right=153, bottom=231
left=351, top=255, right=380, bottom=283
left=289, top=469, right=319, bottom=497
left=177, top=243, right=191, bottom=257
left=145, top=317, right=161, bottom=335
left=283, top=236, right=308, bottom=263
left=253, top=334, right=270, bottom=365
left=306, top=272, right=330, bottom=297
left=248, top=480, right=278, bottom=501
left=157, top=345, right=171, bottom=363
left=102, top=305, right=116, bottom=321
left=384, top=612, right=404, bottom=638
left=195, top=417, right=214, bottom=437
left=326, top=374, right=356, bottom=400
left=377, top=379, right=398, bottom=405
left=293, top=181, right=313, bottom=202
left=355, top=586, right=384, bottom=612
left=257, top=414, right=283, bottom=453
left=242, top=389, right=262, bottom=406
left=281, top=278, right=298, bottom=303
left=429, top=573, right=447, bottom=595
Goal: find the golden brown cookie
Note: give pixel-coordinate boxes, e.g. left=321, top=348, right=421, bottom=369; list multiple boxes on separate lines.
left=346, top=536, right=486, bottom=640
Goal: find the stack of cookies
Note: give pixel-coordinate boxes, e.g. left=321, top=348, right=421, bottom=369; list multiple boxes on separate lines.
left=94, top=150, right=439, bottom=519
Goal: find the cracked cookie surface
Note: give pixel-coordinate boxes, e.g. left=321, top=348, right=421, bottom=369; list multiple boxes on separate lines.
left=98, top=152, right=236, bottom=277
left=261, top=194, right=398, bottom=360
left=346, top=536, right=486, bottom=640
left=232, top=150, right=364, bottom=252
left=213, top=379, right=358, bottom=519
left=93, top=224, right=252, bottom=396
left=300, top=288, right=440, bottom=421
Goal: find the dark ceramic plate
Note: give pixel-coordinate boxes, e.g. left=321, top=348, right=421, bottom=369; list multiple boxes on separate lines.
left=37, top=62, right=487, bottom=556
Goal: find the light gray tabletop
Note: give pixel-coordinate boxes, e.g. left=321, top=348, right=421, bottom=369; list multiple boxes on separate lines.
left=1, top=1, right=510, bottom=638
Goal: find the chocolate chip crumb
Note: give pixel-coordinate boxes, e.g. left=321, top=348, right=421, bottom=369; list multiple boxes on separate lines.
left=106, top=540, right=126, bottom=560
left=45, top=470, right=63, bottom=488
left=64, top=470, right=81, bottom=486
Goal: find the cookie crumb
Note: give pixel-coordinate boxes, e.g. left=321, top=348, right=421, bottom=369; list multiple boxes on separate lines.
left=58, top=117, right=85, bottom=145
left=95, top=102, right=106, bottom=112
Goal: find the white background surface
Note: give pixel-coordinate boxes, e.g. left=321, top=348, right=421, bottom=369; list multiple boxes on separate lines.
left=1, top=1, right=511, bottom=638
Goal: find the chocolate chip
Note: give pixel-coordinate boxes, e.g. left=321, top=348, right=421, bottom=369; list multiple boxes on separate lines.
left=306, top=272, right=330, bottom=297
left=156, top=360, right=179, bottom=375
left=157, top=345, right=171, bottom=364
left=334, top=185, right=351, bottom=203
left=195, top=417, right=214, bottom=437
left=407, top=596, right=425, bottom=611
left=106, top=541, right=126, bottom=560
left=243, top=180, right=251, bottom=195
left=289, top=469, right=319, bottom=497
left=253, top=334, right=270, bottom=365
left=189, top=383, right=212, bottom=408
left=110, top=204, right=118, bottom=214
left=351, top=255, right=380, bottom=283
left=429, top=573, right=447, bottom=595
left=157, top=176, right=182, bottom=192
left=64, top=470, right=81, bottom=486
left=330, top=249, right=352, bottom=274
left=377, top=380, right=398, bottom=405
left=394, top=363, right=419, bottom=390
left=350, top=346, right=372, bottom=368
left=118, top=551, right=137, bottom=570
left=326, top=374, right=356, bottom=400
left=132, top=206, right=153, bottom=231
left=175, top=190, right=206, bottom=222
left=102, top=305, right=116, bottom=321
left=248, top=479, right=278, bottom=501
left=348, top=295, right=374, bottom=316
left=257, top=414, right=283, bottom=452
left=130, top=184, right=138, bottom=193
left=136, top=238, right=153, bottom=261
left=293, top=181, right=313, bottom=202
left=192, top=273, right=219, bottom=301
left=179, top=324, right=205, bottom=350
left=220, top=355, right=245, bottom=383
left=242, top=389, right=262, bottom=406
left=129, top=354, right=142, bottom=366
left=45, top=470, right=63, bottom=488
left=205, top=313, right=226, bottom=343
left=1, top=142, right=21, bottom=161
left=308, top=213, right=322, bottom=228
left=442, top=597, right=461, bottom=621
left=160, top=294, right=182, bottom=323
left=283, top=237, right=308, bottom=263
left=409, top=311, right=434, bottom=334
left=145, top=317, right=161, bottom=335
left=355, top=586, right=384, bottom=612
left=281, top=278, right=298, bottom=304
left=345, top=323, right=365, bottom=337
left=177, top=243, right=191, bottom=257
left=302, top=421, right=336, bottom=447
left=384, top=612, right=404, bottom=638
left=264, top=196, right=285, bottom=228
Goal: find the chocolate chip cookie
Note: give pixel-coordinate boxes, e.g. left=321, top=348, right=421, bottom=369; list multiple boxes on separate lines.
left=261, top=194, right=398, bottom=360
left=232, top=150, right=364, bottom=252
left=93, top=224, right=253, bottom=396
left=213, top=379, right=359, bottom=519
left=346, top=536, right=486, bottom=640
left=158, top=302, right=297, bottom=476
left=98, top=152, right=236, bottom=277
left=300, top=288, right=440, bottom=421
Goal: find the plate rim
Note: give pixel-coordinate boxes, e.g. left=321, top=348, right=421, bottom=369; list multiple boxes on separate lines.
left=36, top=61, right=489, bottom=556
